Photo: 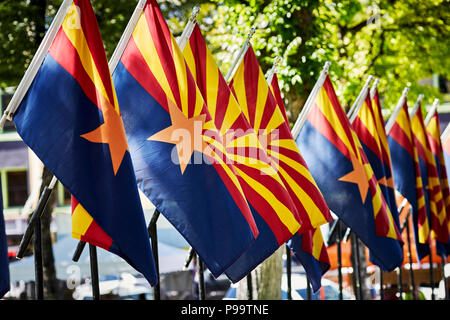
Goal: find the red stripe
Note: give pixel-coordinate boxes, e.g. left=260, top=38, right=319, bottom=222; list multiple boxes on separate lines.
left=307, top=100, right=352, bottom=160
left=49, top=29, right=101, bottom=111
left=121, top=36, right=169, bottom=113
left=389, top=121, right=414, bottom=158
left=270, top=74, right=290, bottom=124
left=353, top=116, right=383, bottom=161
left=242, top=48, right=260, bottom=128
left=143, top=2, right=182, bottom=112
left=323, top=76, right=357, bottom=154
left=80, top=220, right=113, bottom=251
left=73, top=0, right=115, bottom=105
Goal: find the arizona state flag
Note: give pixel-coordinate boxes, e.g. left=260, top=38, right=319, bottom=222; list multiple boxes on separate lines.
left=371, top=88, right=401, bottom=225
left=182, top=24, right=303, bottom=281
left=427, top=112, right=450, bottom=255
left=387, top=99, right=431, bottom=260
left=352, top=88, right=403, bottom=269
left=0, top=185, right=9, bottom=298
left=410, top=106, right=449, bottom=257
left=12, top=0, right=157, bottom=284
left=297, top=75, right=403, bottom=272
left=111, top=0, right=259, bottom=278
left=270, top=72, right=331, bottom=292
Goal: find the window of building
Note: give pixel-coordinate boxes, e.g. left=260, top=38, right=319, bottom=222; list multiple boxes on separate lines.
left=1, top=169, right=28, bottom=208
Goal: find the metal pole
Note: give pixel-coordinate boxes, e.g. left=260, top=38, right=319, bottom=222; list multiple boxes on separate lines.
left=385, top=87, right=410, bottom=134
left=441, top=257, right=449, bottom=300
left=72, top=240, right=86, bottom=262
left=285, top=244, right=292, bottom=300
left=198, top=257, right=206, bottom=300
left=430, top=252, right=435, bottom=300
left=424, top=99, right=439, bottom=126
left=224, top=27, right=256, bottom=82
left=306, top=277, right=312, bottom=300
left=336, top=220, right=344, bottom=300
left=177, top=6, right=200, bottom=51
left=148, top=209, right=160, bottom=300
left=89, top=244, right=100, bottom=300
left=33, top=217, right=43, bottom=300
left=408, top=94, right=425, bottom=119
left=265, top=56, right=282, bottom=85
left=370, top=78, right=380, bottom=100
left=246, top=273, right=253, bottom=300
left=347, top=75, right=374, bottom=123
left=16, top=176, right=58, bottom=259
left=353, top=234, right=364, bottom=300
left=398, top=206, right=412, bottom=300
left=379, top=268, right=384, bottom=300
left=405, top=209, right=417, bottom=299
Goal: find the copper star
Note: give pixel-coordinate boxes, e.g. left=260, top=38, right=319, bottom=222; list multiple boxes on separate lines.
left=81, top=98, right=129, bottom=176
left=148, top=98, right=208, bottom=174
left=338, top=152, right=370, bottom=203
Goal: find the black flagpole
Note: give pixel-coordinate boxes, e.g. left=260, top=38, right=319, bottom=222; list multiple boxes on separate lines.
left=72, top=240, right=86, bottom=262
left=286, top=244, right=292, bottom=300
left=379, top=268, right=384, bottom=300
left=351, top=233, right=363, bottom=300
left=148, top=209, right=161, bottom=300
left=246, top=273, right=253, bottom=300
left=306, top=277, right=312, bottom=300
left=336, top=221, right=344, bottom=300
left=441, top=256, right=449, bottom=300
left=33, top=216, right=43, bottom=300
left=405, top=209, right=416, bottom=299
left=198, top=256, right=206, bottom=300
left=89, top=244, right=100, bottom=300
left=430, top=252, right=435, bottom=300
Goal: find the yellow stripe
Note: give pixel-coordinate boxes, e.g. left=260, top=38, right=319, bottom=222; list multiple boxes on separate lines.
left=316, top=87, right=356, bottom=156
left=312, top=229, right=325, bottom=260
left=205, top=49, right=220, bottom=121
left=72, top=204, right=93, bottom=238
left=234, top=166, right=301, bottom=234
left=253, top=70, right=269, bottom=132
left=170, top=36, right=190, bottom=117
left=133, top=13, right=177, bottom=108
left=277, top=165, right=329, bottom=228
left=62, top=3, right=114, bottom=112
left=358, top=100, right=382, bottom=153
left=231, top=63, right=250, bottom=122
left=219, top=98, right=242, bottom=137
left=395, top=108, right=413, bottom=142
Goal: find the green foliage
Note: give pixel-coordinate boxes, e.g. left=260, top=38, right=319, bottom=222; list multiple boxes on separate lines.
left=0, top=0, right=448, bottom=122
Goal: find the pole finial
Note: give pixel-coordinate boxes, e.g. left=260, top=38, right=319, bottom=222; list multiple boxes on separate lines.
left=191, top=6, right=200, bottom=19
left=248, top=27, right=256, bottom=39
left=323, top=61, right=331, bottom=73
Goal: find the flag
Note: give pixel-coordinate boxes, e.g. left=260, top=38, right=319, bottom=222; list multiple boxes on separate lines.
left=0, top=185, right=9, bottom=298
left=426, top=111, right=450, bottom=256
left=182, top=24, right=303, bottom=282
left=270, top=72, right=331, bottom=291
left=297, top=75, right=404, bottom=272
left=352, top=88, right=403, bottom=268
left=387, top=99, right=431, bottom=260
left=371, top=88, right=401, bottom=225
left=111, top=0, right=259, bottom=278
left=411, top=107, right=449, bottom=257
left=12, top=0, right=157, bottom=284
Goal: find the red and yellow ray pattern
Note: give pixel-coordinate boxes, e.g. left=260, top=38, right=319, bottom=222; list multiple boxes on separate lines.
left=390, top=101, right=430, bottom=244
left=229, top=46, right=333, bottom=233
left=119, top=1, right=260, bottom=236
left=411, top=107, right=448, bottom=244
left=182, top=25, right=301, bottom=244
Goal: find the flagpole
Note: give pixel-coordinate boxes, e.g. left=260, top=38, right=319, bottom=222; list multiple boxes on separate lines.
left=224, top=27, right=256, bottom=82
left=285, top=244, right=292, bottom=300
left=33, top=213, right=43, bottom=299
left=198, top=255, right=206, bottom=300
left=109, top=0, right=147, bottom=72
left=72, top=240, right=86, bottom=262
left=291, top=61, right=331, bottom=140
left=265, top=56, right=282, bottom=85
left=370, top=78, right=380, bottom=100
left=408, top=94, right=425, bottom=119
left=89, top=244, right=100, bottom=300
left=424, top=99, right=440, bottom=126
left=347, top=75, right=374, bottom=123
left=405, top=207, right=417, bottom=300
left=385, top=87, right=410, bottom=134
left=147, top=209, right=161, bottom=300
left=441, top=123, right=450, bottom=142
left=177, top=6, right=200, bottom=51
left=0, top=0, right=73, bottom=130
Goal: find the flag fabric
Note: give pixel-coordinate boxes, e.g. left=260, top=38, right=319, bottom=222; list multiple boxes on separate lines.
left=182, top=24, right=303, bottom=282
left=387, top=99, right=431, bottom=260
left=426, top=112, right=450, bottom=256
left=288, top=228, right=330, bottom=293
left=297, top=75, right=404, bottom=272
left=352, top=88, right=403, bottom=268
left=371, top=89, right=401, bottom=226
left=410, top=107, right=448, bottom=256
left=0, top=185, right=9, bottom=298
left=111, top=0, right=259, bottom=278
left=12, top=0, right=157, bottom=284
left=270, top=72, right=331, bottom=291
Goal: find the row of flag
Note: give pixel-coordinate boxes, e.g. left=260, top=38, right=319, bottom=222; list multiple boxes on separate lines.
left=1, top=0, right=449, bottom=298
